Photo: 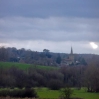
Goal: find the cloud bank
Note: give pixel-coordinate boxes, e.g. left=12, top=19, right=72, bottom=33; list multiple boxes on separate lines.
left=0, top=0, right=99, bottom=54
left=0, top=0, right=99, bottom=18
left=0, top=17, right=99, bottom=42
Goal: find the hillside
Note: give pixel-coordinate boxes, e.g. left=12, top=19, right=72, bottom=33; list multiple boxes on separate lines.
left=0, top=62, right=58, bottom=70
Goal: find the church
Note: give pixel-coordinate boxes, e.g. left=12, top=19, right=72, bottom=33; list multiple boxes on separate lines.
left=61, top=47, right=75, bottom=66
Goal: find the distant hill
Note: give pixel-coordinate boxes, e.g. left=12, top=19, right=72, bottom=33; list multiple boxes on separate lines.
left=0, top=47, right=99, bottom=66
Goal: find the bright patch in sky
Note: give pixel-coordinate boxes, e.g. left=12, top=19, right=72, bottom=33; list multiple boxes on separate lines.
left=90, top=42, right=98, bottom=49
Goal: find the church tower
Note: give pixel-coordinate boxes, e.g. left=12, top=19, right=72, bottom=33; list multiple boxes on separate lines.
left=71, top=46, right=73, bottom=55
left=69, top=47, right=74, bottom=63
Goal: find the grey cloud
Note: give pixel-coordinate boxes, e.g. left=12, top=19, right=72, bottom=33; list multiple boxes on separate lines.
left=0, top=0, right=99, bottom=18
left=0, top=0, right=99, bottom=54
left=0, top=17, right=99, bottom=42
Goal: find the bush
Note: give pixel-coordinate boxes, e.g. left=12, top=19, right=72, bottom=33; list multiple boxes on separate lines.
left=60, top=87, right=73, bottom=99
left=0, top=88, right=38, bottom=98
left=0, top=89, right=9, bottom=97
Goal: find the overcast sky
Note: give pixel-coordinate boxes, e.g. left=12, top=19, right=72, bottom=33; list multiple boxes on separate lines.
left=0, top=0, right=99, bottom=54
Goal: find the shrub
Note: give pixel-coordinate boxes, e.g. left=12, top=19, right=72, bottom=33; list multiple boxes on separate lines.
left=0, top=88, right=38, bottom=98
left=60, top=86, right=73, bottom=99
left=0, top=89, right=9, bottom=97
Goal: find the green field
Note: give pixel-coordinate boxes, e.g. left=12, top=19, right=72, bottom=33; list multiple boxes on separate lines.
left=0, top=62, right=58, bottom=70
left=36, top=88, right=99, bottom=99
left=0, top=88, right=99, bottom=99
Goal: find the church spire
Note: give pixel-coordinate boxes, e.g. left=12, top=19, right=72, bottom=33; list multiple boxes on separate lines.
left=71, top=46, right=73, bottom=55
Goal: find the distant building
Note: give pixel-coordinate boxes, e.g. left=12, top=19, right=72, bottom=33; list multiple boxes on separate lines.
left=61, top=47, right=75, bottom=66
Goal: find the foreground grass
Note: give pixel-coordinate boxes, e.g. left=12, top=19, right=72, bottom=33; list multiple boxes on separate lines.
left=0, top=62, right=57, bottom=70
left=36, top=88, right=60, bottom=98
left=72, top=88, right=99, bottom=99
left=36, top=88, right=99, bottom=99
left=0, top=88, right=99, bottom=99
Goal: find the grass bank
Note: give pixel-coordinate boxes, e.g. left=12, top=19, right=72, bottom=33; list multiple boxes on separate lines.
left=0, top=62, right=58, bottom=70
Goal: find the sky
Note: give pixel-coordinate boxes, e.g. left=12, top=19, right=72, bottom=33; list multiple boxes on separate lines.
left=0, top=0, right=99, bottom=54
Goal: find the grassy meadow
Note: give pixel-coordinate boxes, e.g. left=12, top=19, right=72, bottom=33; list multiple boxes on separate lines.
left=0, top=88, right=99, bottom=99
left=36, top=88, right=99, bottom=99
left=0, top=62, right=57, bottom=70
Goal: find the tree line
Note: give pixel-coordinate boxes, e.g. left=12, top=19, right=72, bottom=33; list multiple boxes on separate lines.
left=0, top=64, right=99, bottom=92
left=0, top=47, right=89, bottom=66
